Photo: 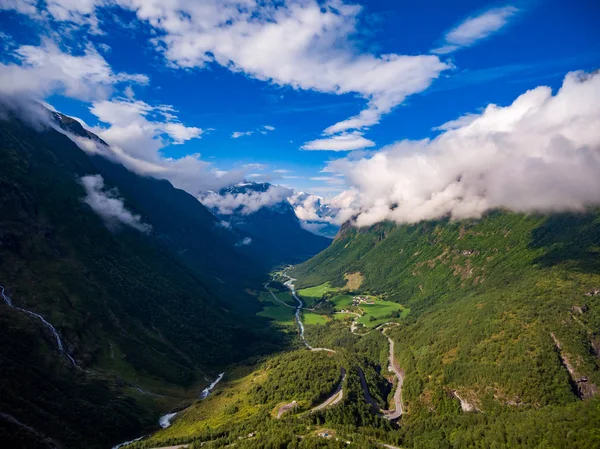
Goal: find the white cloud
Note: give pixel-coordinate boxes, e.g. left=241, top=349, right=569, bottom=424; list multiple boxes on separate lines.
left=80, top=174, right=151, bottom=232
left=302, top=131, right=375, bottom=151
left=233, top=125, right=275, bottom=138
left=433, top=6, right=519, bottom=54
left=235, top=237, right=252, bottom=246
left=6, top=0, right=449, bottom=151
left=199, top=184, right=294, bottom=215
left=309, top=176, right=345, bottom=185
left=89, top=97, right=203, bottom=157
left=0, top=40, right=148, bottom=100
left=433, top=112, right=480, bottom=131
left=232, top=130, right=253, bottom=138
left=53, top=97, right=245, bottom=196
left=323, top=71, right=600, bottom=227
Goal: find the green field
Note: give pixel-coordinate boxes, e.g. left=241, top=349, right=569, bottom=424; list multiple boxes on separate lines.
left=356, top=300, right=409, bottom=328
left=275, top=291, right=297, bottom=306
left=257, top=292, right=295, bottom=326
left=303, top=312, right=330, bottom=325
left=333, top=313, right=355, bottom=321
left=297, top=282, right=337, bottom=307
left=330, top=294, right=354, bottom=310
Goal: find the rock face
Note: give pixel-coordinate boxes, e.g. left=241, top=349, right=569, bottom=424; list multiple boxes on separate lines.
left=551, top=333, right=599, bottom=400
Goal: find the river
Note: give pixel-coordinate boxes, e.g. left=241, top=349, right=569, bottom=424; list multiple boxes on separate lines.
left=281, top=274, right=309, bottom=348
left=111, top=372, right=225, bottom=448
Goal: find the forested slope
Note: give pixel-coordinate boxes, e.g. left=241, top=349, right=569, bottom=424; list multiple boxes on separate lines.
left=0, top=107, right=281, bottom=448
left=291, top=211, right=600, bottom=446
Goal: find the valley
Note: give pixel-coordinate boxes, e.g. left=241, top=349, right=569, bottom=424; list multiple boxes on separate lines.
left=120, top=211, right=600, bottom=449
left=1, top=106, right=599, bottom=449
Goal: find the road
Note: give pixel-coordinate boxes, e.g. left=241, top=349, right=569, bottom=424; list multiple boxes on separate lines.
left=382, top=329, right=404, bottom=419
left=310, top=368, right=347, bottom=413
left=355, top=327, right=404, bottom=420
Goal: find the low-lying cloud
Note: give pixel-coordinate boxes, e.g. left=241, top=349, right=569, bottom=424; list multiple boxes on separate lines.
left=80, top=174, right=152, bottom=233
left=200, top=185, right=294, bottom=215
left=326, top=71, right=600, bottom=227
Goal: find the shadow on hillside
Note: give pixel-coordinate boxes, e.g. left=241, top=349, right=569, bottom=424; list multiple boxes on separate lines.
left=529, top=212, right=600, bottom=273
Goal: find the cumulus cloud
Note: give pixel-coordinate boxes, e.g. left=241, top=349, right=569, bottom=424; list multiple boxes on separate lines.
left=53, top=98, right=245, bottom=196
left=302, top=131, right=375, bottom=151
left=0, top=40, right=148, bottom=100
left=433, top=6, right=519, bottom=54
left=80, top=174, right=151, bottom=232
left=324, top=71, right=600, bottom=227
left=4, top=0, right=450, bottom=151
left=199, top=184, right=294, bottom=215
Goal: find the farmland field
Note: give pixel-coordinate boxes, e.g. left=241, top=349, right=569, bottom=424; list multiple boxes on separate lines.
left=303, top=312, right=330, bottom=325
left=257, top=291, right=295, bottom=326
left=356, top=300, right=410, bottom=328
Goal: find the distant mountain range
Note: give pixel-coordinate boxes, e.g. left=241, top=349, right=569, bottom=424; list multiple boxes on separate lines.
left=202, top=182, right=332, bottom=266
left=288, top=191, right=340, bottom=238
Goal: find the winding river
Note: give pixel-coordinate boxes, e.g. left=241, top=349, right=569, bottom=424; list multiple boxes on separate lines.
left=277, top=272, right=336, bottom=353
left=281, top=273, right=309, bottom=348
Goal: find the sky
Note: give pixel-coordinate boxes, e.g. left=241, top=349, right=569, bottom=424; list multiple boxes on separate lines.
left=1, top=0, right=599, bottom=227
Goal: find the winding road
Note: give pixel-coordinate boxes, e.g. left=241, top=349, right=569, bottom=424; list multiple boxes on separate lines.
left=310, top=367, right=346, bottom=413
left=382, top=329, right=404, bottom=420
left=356, top=327, right=404, bottom=420
left=276, top=367, right=347, bottom=418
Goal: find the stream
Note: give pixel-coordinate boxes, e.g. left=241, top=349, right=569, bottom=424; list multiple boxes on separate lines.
left=199, top=372, right=225, bottom=399
left=111, top=372, right=225, bottom=449
left=1, top=284, right=79, bottom=368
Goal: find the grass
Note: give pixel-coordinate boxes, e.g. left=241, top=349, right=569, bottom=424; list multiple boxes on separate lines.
left=297, top=282, right=337, bottom=307
left=257, top=291, right=295, bottom=326
left=145, top=365, right=265, bottom=443
left=303, top=312, right=330, bottom=325
left=356, top=300, right=409, bottom=329
left=330, top=294, right=354, bottom=310
left=275, top=291, right=297, bottom=306
left=333, top=313, right=355, bottom=321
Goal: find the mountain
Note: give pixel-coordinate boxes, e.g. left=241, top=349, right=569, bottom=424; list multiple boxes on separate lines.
left=289, top=191, right=340, bottom=238
left=204, top=182, right=332, bottom=267
left=289, top=211, right=600, bottom=445
left=0, top=104, right=282, bottom=448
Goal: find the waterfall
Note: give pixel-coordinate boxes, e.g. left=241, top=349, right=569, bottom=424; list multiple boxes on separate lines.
left=1, top=285, right=79, bottom=368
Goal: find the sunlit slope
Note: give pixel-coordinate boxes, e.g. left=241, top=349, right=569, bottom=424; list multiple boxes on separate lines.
left=292, top=211, right=600, bottom=411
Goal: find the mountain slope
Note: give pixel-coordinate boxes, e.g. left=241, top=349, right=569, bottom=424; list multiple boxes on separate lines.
left=208, top=182, right=331, bottom=266
left=0, top=106, right=280, bottom=448
left=291, top=211, right=600, bottom=445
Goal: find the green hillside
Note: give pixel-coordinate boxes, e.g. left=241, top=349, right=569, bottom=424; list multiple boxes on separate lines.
left=290, top=211, right=600, bottom=446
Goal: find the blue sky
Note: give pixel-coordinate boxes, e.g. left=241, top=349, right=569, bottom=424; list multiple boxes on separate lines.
left=0, top=0, right=599, bottom=202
